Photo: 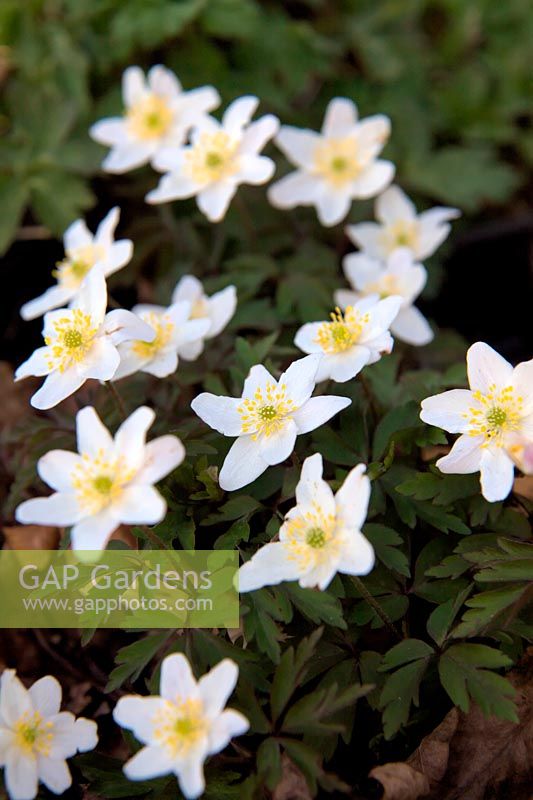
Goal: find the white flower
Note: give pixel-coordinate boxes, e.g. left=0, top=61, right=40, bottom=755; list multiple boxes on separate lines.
left=15, top=268, right=154, bottom=409
left=0, top=669, right=97, bottom=800
left=268, top=97, right=394, bottom=227
left=420, top=342, right=533, bottom=502
left=294, top=295, right=402, bottom=383
left=335, top=248, right=433, bottom=346
left=346, top=184, right=460, bottom=260
left=171, top=275, right=237, bottom=359
left=90, top=65, right=220, bottom=174
left=113, top=653, right=248, bottom=800
left=239, top=453, right=374, bottom=591
left=113, top=300, right=211, bottom=380
left=146, top=96, right=279, bottom=222
left=191, top=354, right=351, bottom=491
left=20, top=207, right=133, bottom=321
left=507, top=433, right=533, bottom=475
left=15, top=405, right=185, bottom=550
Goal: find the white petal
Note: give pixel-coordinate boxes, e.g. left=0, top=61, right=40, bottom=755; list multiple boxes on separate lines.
left=351, top=160, right=395, bottom=199
left=391, top=306, right=433, bottom=346
left=417, top=221, right=451, bottom=260
left=420, top=389, right=473, bottom=433
left=146, top=173, right=200, bottom=204
left=64, top=218, right=92, bottom=252
left=219, top=436, right=268, bottom=491
left=322, top=97, right=358, bottom=137
left=236, top=154, right=275, bottom=185
left=148, top=64, right=181, bottom=98
left=160, top=653, right=197, bottom=701
left=171, top=275, right=203, bottom=305
left=339, top=531, right=375, bottom=576
left=315, top=187, right=352, bottom=227
left=191, top=393, right=243, bottom=436
left=103, top=308, right=156, bottom=346
left=198, top=659, right=238, bottom=720
left=102, top=142, right=155, bottom=173
left=437, top=434, right=483, bottom=474
left=151, top=147, right=186, bottom=173
left=342, top=252, right=382, bottom=291
left=15, top=347, right=52, bottom=380
left=79, top=337, right=120, bottom=381
left=73, top=266, right=107, bottom=324
left=334, top=289, right=359, bottom=310
left=29, top=676, right=61, bottom=717
left=292, top=395, right=351, bottom=434
left=238, top=543, right=303, bottom=592
left=206, top=285, right=237, bottom=337
left=114, top=406, right=155, bottom=467
left=70, top=511, right=118, bottom=552
left=320, top=348, right=370, bottom=383
left=179, top=339, right=204, bottom=360
left=123, top=66, right=146, bottom=107
left=294, top=455, right=336, bottom=518
left=197, top=182, right=236, bottom=222
left=512, top=358, right=533, bottom=416
left=77, top=406, right=113, bottom=457
left=112, top=345, right=144, bottom=380
left=356, top=115, right=391, bottom=156
left=0, top=730, right=14, bottom=765
left=105, top=240, right=133, bottom=277
left=15, top=493, right=82, bottom=527
left=37, top=756, right=71, bottom=795
left=20, top=286, right=73, bottom=321
left=5, top=748, right=38, bottom=800
left=113, top=696, right=167, bottom=742
left=141, top=350, right=178, bottom=378
left=360, top=295, right=402, bottom=341
left=274, top=127, right=320, bottom=169
left=344, top=223, right=383, bottom=259
left=124, top=746, right=174, bottom=782
left=178, top=757, right=206, bottom=800
left=242, top=364, right=276, bottom=398
left=240, top=114, right=279, bottom=154
left=90, top=118, right=128, bottom=147
left=134, top=435, right=185, bottom=485
left=94, top=206, right=119, bottom=247
left=375, top=185, right=416, bottom=223
left=300, top=561, right=337, bottom=591
left=111, top=485, right=166, bottom=524
left=479, top=448, right=515, bottom=502
left=279, top=354, right=320, bottom=406
left=73, top=717, right=98, bottom=752
left=179, top=86, right=221, bottom=124
left=268, top=170, right=319, bottom=208
left=467, top=342, right=514, bottom=394
left=259, top=418, right=298, bottom=465
left=222, top=95, right=259, bottom=135
left=207, top=709, right=249, bottom=755
left=1, top=671, right=32, bottom=727
left=294, top=322, right=322, bottom=355
left=31, top=368, right=85, bottom=410
left=334, top=463, right=370, bottom=530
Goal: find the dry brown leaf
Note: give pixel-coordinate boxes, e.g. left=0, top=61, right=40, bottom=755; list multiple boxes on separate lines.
left=420, top=445, right=450, bottom=462
left=3, top=524, right=60, bottom=549
left=0, top=361, right=37, bottom=429
left=273, top=755, right=312, bottom=800
left=369, top=648, right=533, bottom=800
left=109, top=525, right=137, bottom=548
left=513, top=476, right=533, bottom=502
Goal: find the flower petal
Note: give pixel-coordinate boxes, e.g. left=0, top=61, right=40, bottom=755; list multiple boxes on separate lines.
left=279, top=354, right=320, bottom=407
left=37, top=756, right=72, bottom=795
left=160, top=653, right=197, bottom=701
left=94, top=206, right=120, bottom=246
left=111, top=485, right=166, bottom=525
left=134, top=435, right=185, bottom=486
left=222, top=95, right=258, bottom=135
left=5, top=748, right=38, bottom=800
left=90, top=118, right=128, bottom=147
left=292, top=395, right=351, bottom=434
left=375, top=185, right=416, bottom=223
left=148, top=64, right=181, bottom=98
left=207, top=285, right=237, bottom=337
left=467, top=342, right=513, bottom=394
left=268, top=170, right=319, bottom=208
left=437, top=434, right=483, bottom=474
left=16, top=493, right=83, bottom=527
left=141, top=350, right=178, bottom=378
left=178, top=757, right=206, bottom=800
left=512, top=358, right=533, bottom=416
left=31, top=368, right=85, bottom=410
left=103, top=142, right=155, bottom=173
left=339, top=531, right=375, bottom=576
left=344, top=222, right=382, bottom=259
left=70, top=511, right=118, bottom=552
left=351, top=160, right=395, bottom=199
left=73, top=266, right=107, bottom=324
left=113, top=696, right=167, bottom=743
left=318, top=348, right=370, bottom=383
left=197, top=182, right=236, bottom=222
left=64, top=218, right=93, bottom=252
left=335, top=463, right=370, bottom=531
left=274, top=127, right=320, bottom=169
left=258, top=418, right=298, bottom=465
left=420, top=389, right=473, bottom=433
left=114, top=406, right=155, bottom=468
left=79, top=337, right=120, bottom=381
left=293, top=454, right=336, bottom=518
left=103, top=308, right=156, bottom=346
left=235, top=154, right=275, bottom=185
left=124, top=746, right=174, bottom=782
left=322, top=97, right=358, bottom=137
left=15, top=347, right=52, bottom=380
left=123, top=66, right=146, bottom=107
left=20, top=286, right=73, bottom=321
left=77, top=407, right=113, bottom=458
left=240, top=114, right=279, bottom=154
left=315, top=186, right=352, bottom=227
left=171, top=275, right=203, bottom=305
left=191, top=393, right=243, bottom=436
left=391, top=305, right=433, bottom=346
left=198, top=659, right=238, bottom=719
left=207, top=709, right=249, bottom=755
left=219, top=435, right=268, bottom=491
left=479, top=448, right=515, bottom=502
left=29, top=676, right=61, bottom=717
left=1, top=671, right=32, bottom=727
left=294, top=323, right=321, bottom=355
left=238, top=543, right=303, bottom=592
left=74, top=717, right=98, bottom=752
left=342, top=252, right=382, bottom=291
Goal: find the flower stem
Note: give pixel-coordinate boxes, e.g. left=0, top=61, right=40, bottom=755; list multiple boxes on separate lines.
left=351, top=576, right=402, bottom=641
left=106, top=381, right=127, bottom=420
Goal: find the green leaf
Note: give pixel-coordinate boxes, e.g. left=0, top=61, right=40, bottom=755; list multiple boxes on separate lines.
left=106, top=632, right=172, bottom=692
left=363, top=523, right=410, bottom=577
left=380, top=639, right=434, bottom=671
left=282, top=584, right=346, bottom=628
left=0, top=175, right=30, bottom=254
left=452, top=585, right=528, bottom=639
left=379, top=658, right=431, bottom=739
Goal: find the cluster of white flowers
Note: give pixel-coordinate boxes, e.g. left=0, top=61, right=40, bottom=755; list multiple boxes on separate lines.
left=8, top=61, right=532, bottom=800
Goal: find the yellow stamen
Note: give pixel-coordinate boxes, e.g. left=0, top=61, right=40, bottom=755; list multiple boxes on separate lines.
left=313, top=136, right=362, bottom=186
left=314, top=306, right=368, bottom=354
left=463, top=384, right=523, bottom=448
left=127, top=94, right=173, bottom=140
left=131, top=312, right=174, bottom=360
left=71, top=450, right=135, bottom=513
left=15, top=712, right=53, bottom=756
left=53, top=244, right=105, bottom=289
left=44, top=309, right=97, bottom=373
left=153, top=698, right=207, bottom=758
left=185, top=131, right=239, bottom=183
left=237, top=382, right=297, bottom=439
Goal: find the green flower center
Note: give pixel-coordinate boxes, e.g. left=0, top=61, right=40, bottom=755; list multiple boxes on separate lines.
left=306, top=527, right=327, bottom=548
left=93, top=475, right=113, bottom=494
left=63, top=329, right=83, bottom=348
left=21, top=725, right=39, bottom=745
left=206, top=151, right=223, bottom=168
left=259, top=404, right=277, bottom=421
left=175, top=717, right=197, bottom=736
left=331, top=156, right=348, bottom=173
left=70, top=260, right=91, bottom=279
left=487, top=406, right=507, bottom=428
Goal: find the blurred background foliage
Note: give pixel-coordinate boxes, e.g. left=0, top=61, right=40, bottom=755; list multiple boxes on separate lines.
left=0, top=0, right=532, bottom=253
